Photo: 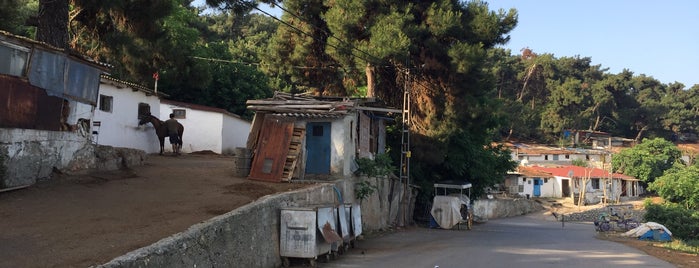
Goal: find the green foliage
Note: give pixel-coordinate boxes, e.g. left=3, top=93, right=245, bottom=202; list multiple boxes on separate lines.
left=355, top=153, right=396, bottom=178
left=660, top=239, right=699, bottom=255
left=613, top=138, right=683, bottom=184
left=644, top=201, right=699, bottom=240
left=571, top=159, right=588, bottom=167
left=649, top=164, right=699, bottom=210
left=0, top=0, right=37, bottom=37
left=355, top=180, right=378, bottom=201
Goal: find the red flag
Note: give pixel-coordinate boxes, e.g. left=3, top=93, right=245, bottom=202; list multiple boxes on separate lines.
left=153, top=72, right=159, bottom=81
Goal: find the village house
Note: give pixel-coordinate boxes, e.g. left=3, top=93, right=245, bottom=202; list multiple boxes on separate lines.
left=93, top=75, right=163, bottom=154
left=504, top=166, right=561, bottom=198
left=0, top=30, right=107, bottom=189
left=509, top=142, right=609, bottom=168
left=530, top=165, right=640, bottom=204
left=159, top=99, right=251, bottom=154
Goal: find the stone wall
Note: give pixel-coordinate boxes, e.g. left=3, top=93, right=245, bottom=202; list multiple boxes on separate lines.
left=0, top=128, right=146, bottom=188
left=96, top=176, right=403, bottom=268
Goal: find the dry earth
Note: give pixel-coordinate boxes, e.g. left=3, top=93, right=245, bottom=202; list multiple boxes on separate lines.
left=0, top=152, right=311, bottom=268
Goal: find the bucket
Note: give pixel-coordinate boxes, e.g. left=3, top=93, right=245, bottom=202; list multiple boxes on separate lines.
left=234, top=147, right=252, bottom=177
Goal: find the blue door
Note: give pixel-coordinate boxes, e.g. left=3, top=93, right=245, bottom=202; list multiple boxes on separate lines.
left=533, top=178, right=542, bottom=197
left=306, top=122, right=331, bottom=174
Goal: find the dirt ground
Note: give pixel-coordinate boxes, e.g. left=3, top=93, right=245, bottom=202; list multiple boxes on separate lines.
left=0, top=152, right=312, bottom=268
left=539, top=197, right=699, bottom=268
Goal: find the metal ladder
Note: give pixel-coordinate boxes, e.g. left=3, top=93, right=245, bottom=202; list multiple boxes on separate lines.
left=399, top=68, right=411, bottom=226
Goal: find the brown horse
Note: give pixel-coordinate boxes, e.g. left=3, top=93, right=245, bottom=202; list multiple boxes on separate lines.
left=139, top=113, right=184, bottom=155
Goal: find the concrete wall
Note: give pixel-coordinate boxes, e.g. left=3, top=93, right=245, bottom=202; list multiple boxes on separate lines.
left=472, top=198, right=543, bottom=222
left=1, top=129, right=90, bottom=187
left=221, top=114, right=250, bottom=155
left=96, top=176, right=402, bottom=268
left=0, top=128, right=146, bottom=188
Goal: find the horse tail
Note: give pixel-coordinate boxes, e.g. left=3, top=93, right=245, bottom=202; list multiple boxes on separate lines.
left=177, top=123, right=184, bottom=145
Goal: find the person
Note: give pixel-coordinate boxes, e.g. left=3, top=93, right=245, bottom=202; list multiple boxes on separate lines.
left=164, top=113, right=181, bottom=155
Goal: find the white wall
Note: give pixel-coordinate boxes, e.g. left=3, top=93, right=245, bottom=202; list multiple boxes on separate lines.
left=330, top=114, right=357, bottom=177
left=160, top=105, right=222, bottom=154
left=221, top=114, right=251, bottom=155
left=515, top=176, right=564, bottom=198
left=93, top=82, right=161, bottom=153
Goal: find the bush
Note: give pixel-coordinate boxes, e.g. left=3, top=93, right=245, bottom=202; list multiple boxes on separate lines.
left=644, top=201, right=699, bottom=240
left=355, top=153, right=396, bottom=178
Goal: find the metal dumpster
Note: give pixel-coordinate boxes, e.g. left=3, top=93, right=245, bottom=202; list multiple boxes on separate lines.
left=336, top=204, right=351, bottom=252
left=344, top=203, right=362, bottom=247
left=317, top=205, right=343, bottom=257
left=280, top=207, right=332, bottom=267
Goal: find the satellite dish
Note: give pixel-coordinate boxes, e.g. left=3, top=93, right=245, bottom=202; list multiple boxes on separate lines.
left=568, top=170, right=574, bottom=178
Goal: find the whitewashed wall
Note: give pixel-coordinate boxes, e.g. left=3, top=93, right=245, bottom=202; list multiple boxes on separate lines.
left=160, top=105, right=221, bottom=154
left=93, top=82, right=161, bottom=153
left=330, top=114, right=357, bottom=177
left=221, top=114, right=251, bottom=155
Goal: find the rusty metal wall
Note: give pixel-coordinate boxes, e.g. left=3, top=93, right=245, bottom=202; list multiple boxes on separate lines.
left=0, top=75, right=63, bottom=130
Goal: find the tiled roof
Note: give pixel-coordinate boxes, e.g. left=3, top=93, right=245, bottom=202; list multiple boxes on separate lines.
left=161, top=99, right=243, bottom=119
left=529, top=165, right=636, bottom=180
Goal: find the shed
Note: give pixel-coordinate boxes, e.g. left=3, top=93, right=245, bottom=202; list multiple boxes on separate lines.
left=245, top=92, right=398, bottom=182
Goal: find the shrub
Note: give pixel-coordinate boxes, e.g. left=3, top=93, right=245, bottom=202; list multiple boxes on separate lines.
left=644, top=201, right=699, bottom=240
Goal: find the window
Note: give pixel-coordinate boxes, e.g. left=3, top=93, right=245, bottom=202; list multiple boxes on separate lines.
left=518, top=185, right=524, bottom=193
left=0, top=41, right=29, bottom=77
left=313, top=125, right=324, bottom=136
left=553, top=154, right=559, bottom=161
left=591, top=178, right=600, bottom=189
left=565, top=154, right=570, bottom=159
left=544, top=155, right=549, bottom=160
left=99, top=95, right=113, bottom=112
left=172, top=109, right=186, bottom=119
left=138, top=103, right=151, bottom=118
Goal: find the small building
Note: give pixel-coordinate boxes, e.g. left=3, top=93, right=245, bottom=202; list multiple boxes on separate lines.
left=504, top=166, right=561, bottom=198
left=244, top=92, right=397, bottom=182
left=159, top=99, right=251, bottom=154
left=93, top=75, right=163, bottom=154
left=531, top=165, right=640, bottom=204
left=0, top=30, right=107, bottom=188
left=509, top=143, right=608, bottom=168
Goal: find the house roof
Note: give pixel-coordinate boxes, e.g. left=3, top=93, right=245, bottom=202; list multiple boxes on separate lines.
left=1, top=30, right=111, bottom=70
left=100, top=74, right=167, bottom=97
left=161, top=99, right=244, bottom=119
left=513, top=166, right=554, bottom=178
left=529, top=165, right=636, bottom=180
left=507, top=142, right=609, bottom=156
left=246, top=91, right=400, bottom=117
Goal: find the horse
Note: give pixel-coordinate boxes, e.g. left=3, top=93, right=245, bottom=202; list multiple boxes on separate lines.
left=139, top=113, right=184, bottom=155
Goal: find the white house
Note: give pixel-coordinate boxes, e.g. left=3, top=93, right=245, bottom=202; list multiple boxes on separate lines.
left=159, top=99, right=251, bottom=154
left=504, top=166, right=561, bottom=198
left=93, top=75, right=163, bottom=154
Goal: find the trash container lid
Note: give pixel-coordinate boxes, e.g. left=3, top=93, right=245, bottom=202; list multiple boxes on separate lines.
left=434, top=180, right=472, bottom=189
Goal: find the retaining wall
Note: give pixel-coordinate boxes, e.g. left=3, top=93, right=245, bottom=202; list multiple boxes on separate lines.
left=472, top=198, right=544, bottom=221
left=96, top=176, right=402, bottom=268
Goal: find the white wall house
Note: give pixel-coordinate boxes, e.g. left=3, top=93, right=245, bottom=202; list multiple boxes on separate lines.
left=159, top=99, right=250, bottom=154
left=93, top=75, right=162, bottom=154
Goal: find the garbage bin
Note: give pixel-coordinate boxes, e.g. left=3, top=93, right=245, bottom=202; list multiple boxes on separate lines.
left=280, top=207, right=332, bottom=267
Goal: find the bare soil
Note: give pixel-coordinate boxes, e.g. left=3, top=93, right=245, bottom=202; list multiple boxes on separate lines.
left=0, top=153, right=312, bottom=268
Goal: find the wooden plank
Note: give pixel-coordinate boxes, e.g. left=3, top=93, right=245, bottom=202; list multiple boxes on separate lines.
left=248, top=115, right=295, bottom=182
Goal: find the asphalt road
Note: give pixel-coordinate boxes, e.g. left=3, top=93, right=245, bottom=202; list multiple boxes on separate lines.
left=315, top=214, right=673, bottom=268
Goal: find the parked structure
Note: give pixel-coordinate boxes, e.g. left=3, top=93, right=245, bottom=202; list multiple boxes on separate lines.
left=0, top=30, right=107, bottom=189
left=159, top=99, right=251, bottom=154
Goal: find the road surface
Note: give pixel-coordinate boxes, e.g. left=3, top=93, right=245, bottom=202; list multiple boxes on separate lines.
left=316, top=214, right=673, bottom=268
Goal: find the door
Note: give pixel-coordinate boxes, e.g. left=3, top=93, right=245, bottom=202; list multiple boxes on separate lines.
left=248, top=115, right=295, bottom=182
left=562, top=179, right=571, bottom=197
left=305, top=122, right=331, bottom=174
left=533, top=178, right=542, bottom=197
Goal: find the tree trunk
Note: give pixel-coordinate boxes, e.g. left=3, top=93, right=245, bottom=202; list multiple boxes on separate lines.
left=365, top=63, right=375, bottom=97
left=36, top=0, right=69, bottom=49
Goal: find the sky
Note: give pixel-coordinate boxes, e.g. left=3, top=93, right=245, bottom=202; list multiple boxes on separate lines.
left=488, top=0, right=699, bottom=87
left=198, top=0, right=699, bottom=87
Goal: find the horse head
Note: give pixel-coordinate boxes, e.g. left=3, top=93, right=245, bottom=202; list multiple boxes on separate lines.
left=138, top=113, right=153, bottom=125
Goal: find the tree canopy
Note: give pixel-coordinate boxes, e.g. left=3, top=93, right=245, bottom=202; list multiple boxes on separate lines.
left=612, top=137, right=683, bottom=184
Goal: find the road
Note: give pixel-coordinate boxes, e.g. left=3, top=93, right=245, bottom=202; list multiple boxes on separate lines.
left=317, top=214, right=673, bottom=268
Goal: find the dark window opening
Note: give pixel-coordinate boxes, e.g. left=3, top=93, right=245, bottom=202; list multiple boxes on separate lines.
left=99, top=95, right=113, bottom=112
left=313, top=125, right=324, bottom=136
left=138, top=103, right=151, bottom=118
left=173, top=109, right=186, bottom=119
left=591, top=178, right=600, bottom=189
